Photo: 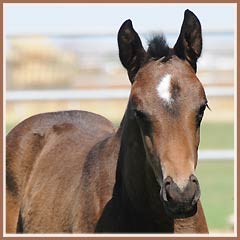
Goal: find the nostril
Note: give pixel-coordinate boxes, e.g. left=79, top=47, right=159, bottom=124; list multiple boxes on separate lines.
left=192, top=188, right=201, bottom=205
left=190, top=175, right=198, bottom=184
left=189, top=175, right=201, bottom=205
left=161, top=177, right=173, bottom=202
left=164, top=181, right=172, bottom=201
left=165, top=180, right=171, bottom=188
left=161, top=189, right=168, bottom=202
left=164, top=176, right=173, bottom=185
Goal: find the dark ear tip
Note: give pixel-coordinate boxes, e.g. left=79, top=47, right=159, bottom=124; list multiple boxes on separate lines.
left=120, top=19, right=133, bottom=29
left=184, top=9, right=195, bottom=16
left=185, top=9, right=193, bottom=15
left=118, top=19, right=135, bottom=42
left=184, top=9, right=200, bottom=22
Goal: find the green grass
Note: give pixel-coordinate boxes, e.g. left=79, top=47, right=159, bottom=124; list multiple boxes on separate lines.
left=199, top=122, right=234, bottom=149
left=196, top=160, right=234, bottom=231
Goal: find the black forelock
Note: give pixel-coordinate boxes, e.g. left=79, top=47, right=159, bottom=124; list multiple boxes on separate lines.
left=147, top=35, right=171, bottom=61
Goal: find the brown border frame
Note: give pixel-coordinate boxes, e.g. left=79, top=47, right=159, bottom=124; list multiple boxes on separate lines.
left=1, top=1, right=239, bottom=239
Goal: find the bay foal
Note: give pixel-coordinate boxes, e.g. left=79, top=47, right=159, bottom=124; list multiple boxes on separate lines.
left=7, top=10, right=208, bottom=233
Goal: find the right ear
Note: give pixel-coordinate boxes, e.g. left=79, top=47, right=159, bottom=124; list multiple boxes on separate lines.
left=118, top=19, right=147, bottom=83
left=174, top=10, right=202, bottom=72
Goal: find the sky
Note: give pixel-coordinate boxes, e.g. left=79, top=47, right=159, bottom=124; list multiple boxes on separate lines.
left=4, top=3, right=236, bottom=36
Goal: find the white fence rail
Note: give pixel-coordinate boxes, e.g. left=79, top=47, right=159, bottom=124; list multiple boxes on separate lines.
left=6, top=87, right=234, bottom=101
left=199, top=150, right=234, bottom=161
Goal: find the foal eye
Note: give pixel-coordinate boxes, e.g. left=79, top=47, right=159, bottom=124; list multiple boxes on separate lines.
left=196, top=104, right=207, bottom=127
left=134, top=110, right=151, bottom=133
left=134, top=110, right=146, bottom=119
left=134, top=110, right=148, bottom=122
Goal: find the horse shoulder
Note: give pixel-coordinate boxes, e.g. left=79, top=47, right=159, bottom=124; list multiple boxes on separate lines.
left=72, top=131, right=121, bottom=232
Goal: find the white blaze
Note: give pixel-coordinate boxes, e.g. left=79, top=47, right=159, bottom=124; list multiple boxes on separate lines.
left=157, top=74, right=173, bottom=103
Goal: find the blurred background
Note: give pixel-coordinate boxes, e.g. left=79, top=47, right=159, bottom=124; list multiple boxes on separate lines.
left=4, top=3, right=235, bottom=234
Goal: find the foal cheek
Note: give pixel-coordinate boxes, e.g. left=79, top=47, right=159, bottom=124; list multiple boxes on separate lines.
left=144, top=136, right=154, bottom=155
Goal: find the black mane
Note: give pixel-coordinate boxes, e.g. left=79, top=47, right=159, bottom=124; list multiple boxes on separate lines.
left=147, top=35, right=170, bottom=61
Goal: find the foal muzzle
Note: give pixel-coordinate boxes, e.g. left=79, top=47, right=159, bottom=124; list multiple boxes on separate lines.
left=160, top=174, right=200, bottom=218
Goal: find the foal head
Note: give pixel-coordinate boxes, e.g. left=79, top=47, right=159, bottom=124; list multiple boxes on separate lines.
left=118, top=10, right=207, bottom=218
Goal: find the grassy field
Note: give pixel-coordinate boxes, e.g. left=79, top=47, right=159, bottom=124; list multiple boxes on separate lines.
left=199, top=122, right=234, bottom=149
left=196, top=160, right=234, bottom=232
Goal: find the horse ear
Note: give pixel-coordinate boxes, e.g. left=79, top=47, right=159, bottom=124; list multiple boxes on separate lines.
left=118, top=19, right=147, bottom=83
left=174, top=9, right=202, bottom=72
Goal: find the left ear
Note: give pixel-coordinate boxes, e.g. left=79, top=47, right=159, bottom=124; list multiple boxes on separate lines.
left=174, top=9, right=202, bottom=72
left=118, top=19, right=147, bottom=83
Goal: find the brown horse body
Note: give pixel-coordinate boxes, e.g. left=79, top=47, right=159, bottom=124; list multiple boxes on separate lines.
left=7, top=111, right=119, bottom=232
left=6, top=10, right=208, bottom=233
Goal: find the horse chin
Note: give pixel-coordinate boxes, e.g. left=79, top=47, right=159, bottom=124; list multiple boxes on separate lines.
left=163, top=202, right=198, bottom=219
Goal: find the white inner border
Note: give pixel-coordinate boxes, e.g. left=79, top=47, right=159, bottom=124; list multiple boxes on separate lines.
left=3, top=2, right=237, bottom=238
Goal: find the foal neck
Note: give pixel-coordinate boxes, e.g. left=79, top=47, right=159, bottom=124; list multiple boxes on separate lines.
left=114, top=107, right=161, bottom=214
